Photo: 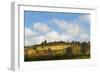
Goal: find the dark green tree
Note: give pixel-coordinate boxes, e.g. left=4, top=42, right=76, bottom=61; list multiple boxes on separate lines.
left=71, top=40, right=75, bottom=44
left=44, top=40, right=47, bottom=44
left=80, top=42, right=88, bottom=55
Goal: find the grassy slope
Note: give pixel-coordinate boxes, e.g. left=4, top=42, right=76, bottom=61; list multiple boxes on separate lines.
left=24, top=42, right=90, bottom=61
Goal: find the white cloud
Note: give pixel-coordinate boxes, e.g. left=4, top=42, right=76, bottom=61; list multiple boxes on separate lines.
left=80, top=33, right=90, bottom=42
left=66, top=24, right=82, bottom=36
left=25, top=30, right=90, bottom=46
left=52, top=18, right=90, bottom=42
left=60, top=33, right=73, bottom=42
left=79, top=14, right=90, bottom=23
left=25, top=35, right=45, bottom=46
left=25, top=39, right=33, bottom=46
left=25, top=28, right=37, bottom=37
left=31, top=35, right=45, bottom=45
left=45, top=31, right=61, bottom=42
left=44, top=31, right=73, bottom=43
left=25, top=18, right=90, bottom=46
left=25, top=27, right=38, bottom=46
left=33, top=22, right=51, bottom=33
left=25, top=30, right=74, bottom=46
left=52, top=19, right=68, bottom=30
left=52, top=19, right=83, bottom=36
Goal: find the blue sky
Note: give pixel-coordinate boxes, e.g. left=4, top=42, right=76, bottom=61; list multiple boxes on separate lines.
left=24, top=11, right=90, bottom=46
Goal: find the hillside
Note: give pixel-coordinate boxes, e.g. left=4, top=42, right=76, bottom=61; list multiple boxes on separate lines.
left=24, top=41, right=90, bottom=61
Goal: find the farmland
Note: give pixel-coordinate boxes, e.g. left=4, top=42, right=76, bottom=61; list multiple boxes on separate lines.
left=24, top=41, right=90, bottom=61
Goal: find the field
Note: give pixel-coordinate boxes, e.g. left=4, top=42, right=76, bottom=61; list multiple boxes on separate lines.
left=24, top=41, right=90, bottom=61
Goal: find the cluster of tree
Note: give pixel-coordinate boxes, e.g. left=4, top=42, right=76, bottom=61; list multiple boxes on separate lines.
left=80, top=41, right=90, bottom=54
left=41, top=40, right=66, bottom=45
left=26, top=40, right=90, bottom=47
left=40, top=40, right=90, bottom=45
left=69, top=41, right=81, bottom=45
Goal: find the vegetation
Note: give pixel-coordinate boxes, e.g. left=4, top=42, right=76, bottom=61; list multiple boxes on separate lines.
left=24, top=40, right=90, bottom=61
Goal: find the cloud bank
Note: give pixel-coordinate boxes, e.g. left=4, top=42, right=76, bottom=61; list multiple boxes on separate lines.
left=25, top=14, right=90, bottom=46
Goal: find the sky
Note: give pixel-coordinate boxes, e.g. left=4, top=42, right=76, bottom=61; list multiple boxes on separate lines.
left=24, top=11, right=90, bottom=46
